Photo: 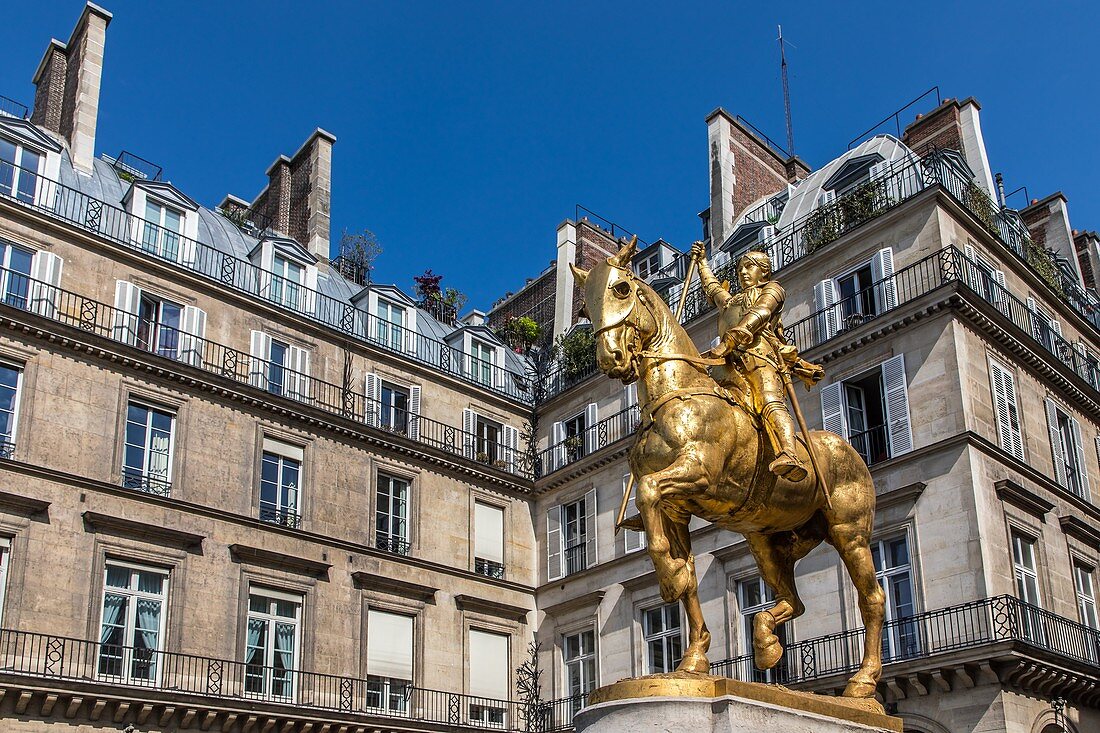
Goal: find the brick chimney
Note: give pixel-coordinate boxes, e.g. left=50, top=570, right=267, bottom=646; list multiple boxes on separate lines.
left=1021, top=193, right=1085, bottom=285
left=705, top=108, right=790, bottom=247
left=247, top=129, right=336, bottom=260
left=902, top=97, right=995, bottom=198
left=30, top=3, right=111, bottom=174
left=1074, top=230, right=1100, bottom=292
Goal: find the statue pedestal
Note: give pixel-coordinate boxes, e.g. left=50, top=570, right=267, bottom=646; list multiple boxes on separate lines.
left=573, top=675, right=901, bottom=733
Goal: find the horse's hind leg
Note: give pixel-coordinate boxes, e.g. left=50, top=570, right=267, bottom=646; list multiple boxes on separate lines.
left=744, top=523, right=824, bottom=670
left=825, top=478, right=885, bottom=698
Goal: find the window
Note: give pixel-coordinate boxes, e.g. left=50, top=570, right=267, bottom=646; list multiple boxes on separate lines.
left=272, top=255, right=304, bottom=310
left=260, top=443, right=302, bottom=528
left=375, top=299, right=406, bottom=351
left=1045, top=399, right=1089, bottom=499
left=551, top=403, right=598, bottom=469
left=98, top=562, right=168, bottom=683
left=546, top=490, right=597, bottom=580
left=0, top=138, right=41, bottom=205
left=0, top=539, right=9, bottom=625
left=249, top=332, right=311, bottom=402
left=872, top=537, right=919, bottom=660
left=836, top=263, right=875, bottom=326
left=268, top=338, right=289, bottom=396
left=636, top=251, right=661, bottom=280
left=622, top=474, right=646, bottom=554
left=0, top=241, right=33, bottom=309
left=989, top=359, right=1024, bottom=461
left=380, top=382, right=410, bottom=434
left=813, top=249, right=896, bottom=342
left=141, top=199, right=182, bottom=261
left=0, top=362, right=21, bottom=457
left=738, top=577, right=787, bottom=682
left=476, top=415, right=501, bottom=464
left=366, top=610, right=413, bottom=714
left=1012, top=532, right=1044, bottom=643
left=1028, top=299, right=1061, bottom=354
left=564, top=412, right=587, bottom=462
left=470, top=339, right=495, bottom=386
left=136, top=293, right=182, bottom=359
left=820, top=354, right=911, bottom=465
left=962, top=246, right=1006, bottom=306
left=246, top=589, right=301, bottom=701
left=1074, top=563, right=1099, bottom=631
left=474, top=502, right=505, bottom=578
left=643, top=603, right=682, bottom=674
left=376, top=473, right=410, bottom=555
left=122, top=402, right=174, bottom=496
left=563, top=629, right=596, bottom=717
left=468, top=629, right=508, bottom=727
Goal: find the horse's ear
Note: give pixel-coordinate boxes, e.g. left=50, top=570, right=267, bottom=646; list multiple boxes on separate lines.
left=611, top=235, right=638, bottom=268
left=569, top=263, right=589, bottom=287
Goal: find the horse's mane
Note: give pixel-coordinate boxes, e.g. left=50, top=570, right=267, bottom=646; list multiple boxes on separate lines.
left=630, top=273, right=704, bottom=358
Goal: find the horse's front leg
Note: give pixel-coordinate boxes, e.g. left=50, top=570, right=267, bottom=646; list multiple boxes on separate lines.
left=637, top=449, right=712, bottom=673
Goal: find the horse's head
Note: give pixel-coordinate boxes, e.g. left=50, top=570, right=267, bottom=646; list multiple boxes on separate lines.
left=570, top=236, right=659, bottom=384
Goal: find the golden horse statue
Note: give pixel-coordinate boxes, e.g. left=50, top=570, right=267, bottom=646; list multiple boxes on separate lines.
left=571, top=238, right=885, bottom=698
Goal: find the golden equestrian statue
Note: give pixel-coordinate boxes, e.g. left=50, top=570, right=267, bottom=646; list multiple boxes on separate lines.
left=570, top=237, right=885, bottom=699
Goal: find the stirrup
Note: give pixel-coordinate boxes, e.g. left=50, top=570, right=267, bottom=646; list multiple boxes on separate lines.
left=770, top=453, right=808, bottom=482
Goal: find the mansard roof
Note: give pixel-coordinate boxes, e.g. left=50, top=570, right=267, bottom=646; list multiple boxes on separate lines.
left=123, top=179, right=200, bottom=211
left=0, top=116, right=63, bottom=153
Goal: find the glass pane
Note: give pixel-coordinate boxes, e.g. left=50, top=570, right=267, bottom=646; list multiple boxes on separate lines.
left=164, top=208, right=182, bottom=233
left=136, top=570, right=165, bottom=595
left=249, top=595, right=269, bottom=613
left=105, top=566, right=132, bottom=589
left=274, top=599, right=299, bottom=620
left=15, top=150, right=39, bottom=203
left=0, top=140, right=15, bottom=197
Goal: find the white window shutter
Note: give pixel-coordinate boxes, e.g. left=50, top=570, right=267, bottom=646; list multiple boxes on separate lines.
left=494, top=345, right=507, bottom=388
left=462, top=408, right=477, bottom=458
left=882, top=354, right=913, bottom=457
left=408, top=384, right=421, bottom=441
left=303, top=265, right=319, bottom=314
left=989, top=360, right=1024, bottom=461
left=813, top=279, right=839, bottom=343
left=113, top=281, right=141, bottom=346
left=30, top=250, right=63, bottom=317
left=869, top=161, right=888, bottom=180
left=551, top=421, right=566, bottom=470
left=249, top=330, right=271, bottom=388
left=1051, top=320, right=1063, bottom=339
left=993, top=269, right=1006, bottom=305
left=819, top=189, right=836, bottom=207
left=179, top=232, right=196, bottom=268
left=1045, top=398, right=1068, bottom=490
left=1027, top=297, right=1042, bottom=342
left=547, top=505, right=563, bottom=581
left=179, top=305, right=207, bottom=367
left=820, top=382, right=847, bottom=437
left=584, top=402, right=599, bottom=454
left=871, top=247, right=897, bottom=313
left=502, top=424, right=519, bottom=473
left=623, top=473, right=646, bottom=553
left=1071, top=416, right=1090, bottom=500
left=291, top=346, right=311, bottom=402
left=584, top=488, right=598, bottom=568
left=363, top=372, right=381, bottom=426
left=625, top=383, right=638, bottom=409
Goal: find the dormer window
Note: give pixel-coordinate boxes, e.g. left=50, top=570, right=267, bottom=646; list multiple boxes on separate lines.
left=272, top=255, right=305, bottom=310
left=141, top=199, right=182, bottom=261
left=636, top=251, right=661, bottom=280
left=0, top=139, right=41, bottom=205
left=374, top=298, right=407, bottom=351
left=470, top=338, right=495, bottom=386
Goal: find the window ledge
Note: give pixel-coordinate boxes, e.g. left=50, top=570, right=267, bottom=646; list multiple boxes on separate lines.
left=351, top=571, right=437, bottom=603
left=1059, top=515, right=1100, bottom=550
left=995, top=479, right=1055, bottom=520
left=0, top=490, right=50, bottom=517
left=83, top=511, right=203, bottom=550
left=453, top=594, right=530, bottom=623
left=229, top=543, right=331, bottom=578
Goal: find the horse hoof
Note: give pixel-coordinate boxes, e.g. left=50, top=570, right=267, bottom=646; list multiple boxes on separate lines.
left=842, top=679, right=878, bottom=698
left=754, top=638, right=783, bottom=670
left=677, top=648, right=710, bottom=674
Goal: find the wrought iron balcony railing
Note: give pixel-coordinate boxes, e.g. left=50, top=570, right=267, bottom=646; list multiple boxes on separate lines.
left=0, top=627, right=524, bottom=729
left=120, top=471, right=172, bottom=498
left=375, top=534, right=411, bottom=556
left=0, top=440, right=14, bottom=460
left=534, top=405, right=639, bottom=479
left=0, top=266, right=530, bottom=480
left=0, top=160, right=531, bottom=403
left=474, top=558, right=505, bottom=579
left=259, top=506, right=303, bottom=529
left=563, top=544, right=587, bottom=577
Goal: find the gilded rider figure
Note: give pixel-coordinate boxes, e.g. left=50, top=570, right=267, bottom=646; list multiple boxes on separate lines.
left=690, top=242, right=824, bottom=482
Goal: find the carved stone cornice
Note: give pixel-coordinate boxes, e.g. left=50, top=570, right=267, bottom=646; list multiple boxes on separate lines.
left=82, top=511, right=203, bottom=550
left=351, top=571, right=437, bottom=603
left=228, top=544, right=331, bottom=578
left=995, top=479, right=1055, bottom=520
left=453, top=594, right=530, bottom=623
left=1059, top=515, right=1100, bottom=550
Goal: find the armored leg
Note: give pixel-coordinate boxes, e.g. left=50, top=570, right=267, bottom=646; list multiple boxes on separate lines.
left=761, top=402, right=808, bottom=481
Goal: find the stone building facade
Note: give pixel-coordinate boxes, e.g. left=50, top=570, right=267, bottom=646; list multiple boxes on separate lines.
left=517, top=103, right=1100, bottom=733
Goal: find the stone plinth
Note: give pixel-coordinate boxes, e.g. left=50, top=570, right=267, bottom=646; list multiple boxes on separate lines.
left=574, top=674, right=902, bottom=733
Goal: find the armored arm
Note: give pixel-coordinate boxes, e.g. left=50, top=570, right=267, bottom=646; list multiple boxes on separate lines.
left=691, top=243, right=732, bottom=308
left=734, top=282, right=785, bottom=337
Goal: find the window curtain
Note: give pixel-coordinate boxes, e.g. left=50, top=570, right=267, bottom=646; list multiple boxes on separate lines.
left=274, top=622, right=295, bottom=672
left=100, top=594, right=125, bottom=644
left=246, top=619, right=265, bottom=665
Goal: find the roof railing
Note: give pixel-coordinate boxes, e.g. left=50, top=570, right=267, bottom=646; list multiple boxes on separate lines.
left=0, top=94, right=29, bottom=120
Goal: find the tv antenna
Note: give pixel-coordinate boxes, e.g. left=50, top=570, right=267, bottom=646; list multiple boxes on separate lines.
left=778, top=25, right=795, bottom=156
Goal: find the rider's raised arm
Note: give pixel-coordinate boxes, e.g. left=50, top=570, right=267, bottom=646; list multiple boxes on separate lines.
left=696, top=252, right=734, bottom=309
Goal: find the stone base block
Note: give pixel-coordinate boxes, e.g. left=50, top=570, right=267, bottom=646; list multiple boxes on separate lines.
left=574, top=674, right=901, bottom=733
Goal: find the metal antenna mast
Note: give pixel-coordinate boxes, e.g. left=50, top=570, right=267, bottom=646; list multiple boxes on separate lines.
left=778, top=25, right=795, bottom=155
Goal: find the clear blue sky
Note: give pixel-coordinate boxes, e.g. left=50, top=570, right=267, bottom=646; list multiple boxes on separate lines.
left=2, top=2, right=1096, bottom=311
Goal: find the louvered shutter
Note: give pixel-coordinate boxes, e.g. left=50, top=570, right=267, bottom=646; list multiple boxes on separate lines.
left=667, top=283, right=683, bottom=320
left=962, top=244, right=980, bottom=290
left=364, top=373, right=381, bottom=426
left=1071, top=416, right=1090, bottom=500
left=623, top=473, right=646, bottom=553
left=551, top=421, right=566, bottom=470
left=989, top=360, right=1024, bottom=461
left=814, top=279, right=839, bottom=343
left=819, top=189, right=836, bottom=207
left=113, top=281, right=141, bottom=346
left=30, top=250, right=63, bottom=317
left=993, top=269, right=1006, bottom=307
left=871, top=247, right=897, bottom=314
left=625, top=383, right=638, bottom=409
left=1027, top=297, right=1042, bottom=342
left=502, top=424, right=519, bottom=473
left=286, top=345, right=311, bottom=402
left=547, top=505, right=563, bottom=581
left=882, top=355, right=913, bottom=457
left=820, top=382, right=846, bottom=437
left=408, top=384, right=421, bottom=441
left=303, top=265, right=319, bottom=315
left=758, top=225, right=777, bottom=273
left=584, top=488, right=598, bottom=568
left=249, top=330, right=272, bottom=388
left=463, top=408, right=477, bottom=458
left=1045, top=398, right=1068, bottom=489
left=179, top=305, right=207, bottom=367
left=178, top=232, right=196, bottom=268
left=583, top=402, right=599, bottom=454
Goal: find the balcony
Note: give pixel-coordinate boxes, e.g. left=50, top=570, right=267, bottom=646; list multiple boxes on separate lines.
left=0, top=266, right=532, bottom=481
left=0, top=627, right=525, bottom=730
left=0, top=160, right=531, bottom=403
left=120, top=471, right=172, bottom=498
left=534, top=405, right=640, bottom=479
left=376, top=534, right=411, bottom=557
left=259, top=506, right=302, bottom=529
left=475, top=558, right=505, bottom=579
